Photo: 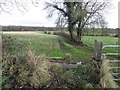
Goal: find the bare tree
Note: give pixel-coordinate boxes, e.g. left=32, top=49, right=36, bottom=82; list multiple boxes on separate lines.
left=99, top=17, right=108, bottom=36
left=55, top=12, right=67, bottom=30
left=45, top=1, right=77, bottom=41
left=74, top=1, right=109, bottom=43
left=45, top=0, right=110, bottom=43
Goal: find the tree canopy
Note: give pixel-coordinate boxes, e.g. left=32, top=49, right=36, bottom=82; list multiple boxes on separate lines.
left=45, top=0, right=110, bottom=44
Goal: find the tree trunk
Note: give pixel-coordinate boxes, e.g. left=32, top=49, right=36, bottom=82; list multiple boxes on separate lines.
left=68, top=25, right=74, bottom=41
left=76, top=29, right=80, bottom=43
left=69, top=30, right=73, bottom=41
left=102, top=28, right=104, bottom=36
left=79, top=29, right=82, bottom=43
left=93, top=28, right=95, bottom=36
left=76, top=28, right=82, bottom=44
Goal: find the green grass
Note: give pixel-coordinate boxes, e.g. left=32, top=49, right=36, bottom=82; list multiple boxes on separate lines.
left=82, top=36, right=120, bottom=83
left=3, top=34, right=118, bottom=62
left=3, top=34, right=66, bottom=57
left=59, top=36, right=93, bottom=62
left=2, top=33, right=120, bottom=88
left=82, top=36, right=118, bottom=46
left=3, top=33, right=93, bottom=61
left=82, top=36, right=119, bottom=59
left=64, top=43, right=92, bottom=61
left=3, top=33, right=93, bottom=62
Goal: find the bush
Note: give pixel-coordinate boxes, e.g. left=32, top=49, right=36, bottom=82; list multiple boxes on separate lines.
left=2, top=49, right=51, bottom=88
left=64, top=53, right=72, bottom=62
left=61, top=70, right=76, bottom=85
left=85, top=83, right=93, bottom=88
left=53, top=31, right=60, bottom=35
left=48, top=32, right=51, bottom=34
left=47, top=63, right=97, bottom=88
left=100, top=60, right=119, bottom=88
left=61, top=31, right=77, bottom=42
left=44, top=31, right=47, bottom=34
left=114, top=34, right=118, bottom=37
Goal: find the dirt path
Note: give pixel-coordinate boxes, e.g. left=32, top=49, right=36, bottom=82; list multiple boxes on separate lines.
left=3, top=31, right=83, bottom=69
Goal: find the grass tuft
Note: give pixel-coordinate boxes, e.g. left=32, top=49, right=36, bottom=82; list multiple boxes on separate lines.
left=100, top=59, right=119, bottom=88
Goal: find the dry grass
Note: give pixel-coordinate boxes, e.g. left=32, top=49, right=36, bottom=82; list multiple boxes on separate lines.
left=61, top=30, right=77, bottom=41
left=19, top=50, right=51, bottom=88
left=100, top=59, right=119, bottom=88
left=30, top=54, right=51, bottom=88
left=2, top=50, right=52, bottom=88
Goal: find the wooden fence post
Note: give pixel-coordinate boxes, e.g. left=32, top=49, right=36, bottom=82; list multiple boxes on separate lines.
left=92, top=40, right=103, bottom=84
left=93, top=40, right=103, bottom=74
left=93, top=40, right=103, bottom=62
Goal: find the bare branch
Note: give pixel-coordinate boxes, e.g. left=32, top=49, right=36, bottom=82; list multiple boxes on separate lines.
left=0, top=0, right=40, bottom=14
left=44, top=0, right=110, bottom=42
left=81, top=1, right=107, bottom=28
left=45, top=2, right=67, bottom=17
left=31, top=0, right=39, bottom=7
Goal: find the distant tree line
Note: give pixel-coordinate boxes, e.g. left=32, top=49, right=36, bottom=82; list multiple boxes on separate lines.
left=2, top=26, right=63, bottom=31
left=2, top=26, right=119, bottom=36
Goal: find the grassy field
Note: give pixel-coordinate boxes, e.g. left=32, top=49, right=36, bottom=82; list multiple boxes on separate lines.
left=2, top=34, right=65, bottom=57
left=2, top=33, right=118, bottom=62
left=82, top=36, right=120, bottom=74
left=82, top=36, right=118, bottom=57
left=2, top=33, right=92, bottom=62
left=2, top=32, right=119, bottom=88
left=82, top=36, right=118, bottom=46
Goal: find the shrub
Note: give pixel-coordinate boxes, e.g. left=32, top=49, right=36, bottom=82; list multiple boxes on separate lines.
left=85, top=83, right=93, bottom=88
left=100, top=60, right=119, bottom=88
left=48, top=32, right=51, bottom=34
left=61, top=31, right=77, bottom=42
left=44, top=31, right=47, bottom=34
left=53, top=31, right=60, bottom=35
left=48, top=64, right=95, bottom=88
left=114, top=34, right=118, bottom=37
left=50, top=64, right=64, bottom=76
left=2, top=49, right=51, bottom=89
left=64, top=53, right=72, bottom=62
left=61, top=70, right=76, bottom=85
left=30, top=54, right=51, bottom=88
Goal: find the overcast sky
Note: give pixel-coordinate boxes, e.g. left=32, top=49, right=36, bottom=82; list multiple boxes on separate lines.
left=0, top=0, right=119, bottom=28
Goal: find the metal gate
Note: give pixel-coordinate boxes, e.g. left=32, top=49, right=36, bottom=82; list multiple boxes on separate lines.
left=102, top=45, right=120, bottom=81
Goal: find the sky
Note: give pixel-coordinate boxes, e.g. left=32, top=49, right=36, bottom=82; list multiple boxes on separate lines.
left=0, top=0, right=119, bottom=28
